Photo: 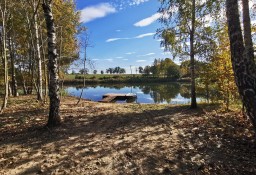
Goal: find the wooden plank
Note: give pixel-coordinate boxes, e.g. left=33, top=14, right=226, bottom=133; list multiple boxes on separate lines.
left=125, top=93, right=137, bottom=97
left=103, top=93, right=125, bottom=98
left=99, top=96, right=117, bottom=103
left=103, top=93, right=136, bottom=98
left=99, top=93, right=137, bottom=103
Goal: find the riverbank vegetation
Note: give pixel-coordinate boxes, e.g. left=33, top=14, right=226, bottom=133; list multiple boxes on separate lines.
left=64, top=74, right=186, bottom=85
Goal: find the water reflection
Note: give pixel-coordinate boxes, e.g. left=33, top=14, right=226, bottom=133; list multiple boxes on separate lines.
left=65, top=83, right=204, bottom=104
left=139, top=83, right=180, bottom=103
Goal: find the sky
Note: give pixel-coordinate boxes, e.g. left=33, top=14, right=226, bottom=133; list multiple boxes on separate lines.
left=71, top=0, right=174, bottom=74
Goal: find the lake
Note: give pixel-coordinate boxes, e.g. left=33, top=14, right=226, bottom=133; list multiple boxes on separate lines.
left=65, top=83, right=206, bottom=104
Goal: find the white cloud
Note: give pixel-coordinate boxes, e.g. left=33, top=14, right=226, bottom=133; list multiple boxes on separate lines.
left=106, top=32, right=154, bottom=42
left=106, top=37, right=130, bottom=42
left=80, top=3, right=116, bottom=23
left=116, top=56, right=123, bottom=59
left=92, top=59, right=99, bottom=61
left=138, top=53, right=155, bottom=57
left=144, top=53, right=155, bottom=56
left=104, top=58, right=113, bottom=62
left=136, top=60, right=147, bottom=62
left=134, top=32, right=155, bottom=38
left=116, top=29, right=121, bottom=32
left=123, top=59, right=129, bottom=61
left=134, top=13, right=161, bottom=27
left=114, top=0, right=150, bottom=11
left=126, top=52, right=136, bottom=55
left=129, top=0, right=150, bottom=6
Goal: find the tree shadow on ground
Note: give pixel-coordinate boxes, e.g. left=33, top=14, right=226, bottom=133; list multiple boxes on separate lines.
left=0, top=101, right=255, bottom=175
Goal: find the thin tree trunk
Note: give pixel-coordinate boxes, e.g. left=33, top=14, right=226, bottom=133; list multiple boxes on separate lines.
left=9, top=37, right=18, bottom=97
left=77, top=54, right=86, bottom=105
left=33, top=0, right=43, bottom=101
left=28, top=41, right=35, bottom=94
left=76, top=32, right=91, bottom=105
left=42, top=0, right=61, bottom=127
left=8, top=83, right=12, bottom=97
left=0, top=1, right=8, bottom=113
left=242, top=0, right=254, bottom=62
left=226, top=0, right=256, bottom=134
left=190, top=0, right=197, bottom=109
left=19, top=65, right=28, bottom=95
left=25, top=12, right=35, bottom=95
left=40, top=27, right=48, bottom=102
left=58, top=26, right=63, bottom=76
left=59, top=26, right=63, bottom=99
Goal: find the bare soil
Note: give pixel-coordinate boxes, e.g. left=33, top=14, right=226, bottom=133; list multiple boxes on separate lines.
left=0, top=95, right=255, bottom=175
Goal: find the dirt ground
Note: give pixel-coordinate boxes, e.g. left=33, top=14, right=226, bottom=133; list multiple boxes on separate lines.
left=0, top=95, right=256, bottom=175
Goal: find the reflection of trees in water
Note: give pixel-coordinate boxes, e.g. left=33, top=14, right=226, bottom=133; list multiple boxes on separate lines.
left=140, top=86, right=151, bottom=94
left=72, top=83, right=226, bottom=103
left=180, top=84, right=190, bottom=99
left=76, top=84, right=130, bottom=90
left=196, top=84, right=221, bottom=103
left=75, top=86, right=89, bottom=90
left=180, top=83, right=222, bottom=103
left=141, top=83, right=181, bottom=103
left=101, top=84, right=132, bottom=90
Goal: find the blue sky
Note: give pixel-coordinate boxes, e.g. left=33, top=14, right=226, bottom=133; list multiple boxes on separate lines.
left=71, top=0, right=174, bottom=74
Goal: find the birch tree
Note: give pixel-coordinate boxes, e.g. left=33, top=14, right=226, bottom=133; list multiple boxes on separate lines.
left=226, top=0, right=256, bottom=134
left=42, top=0, right=61, bottom=127
left=0, top=0, right=8, bottom=112
left=33, top=0, right=43, bottom=101
left=158, top=0, right=221, bottom=108
left=242, top=0, right=254, bottom=62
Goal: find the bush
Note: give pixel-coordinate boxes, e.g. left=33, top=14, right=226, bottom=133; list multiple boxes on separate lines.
left=75, top=75, right=83, bottom=79
left=112, top=75, right=120, bottom=79
left=99, top=76, right=109, bottom=80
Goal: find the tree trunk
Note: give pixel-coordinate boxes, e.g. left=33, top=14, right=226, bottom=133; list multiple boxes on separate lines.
left=190, top=0, right=197, bottom=109
left=242, top=0, right=254, bottom=62
left=226, top=0, right=256, bottom=133
left=19, top=65, right=28, bottom=95
left=33, top=1, right=43, bottom=101
left=77, top=44, right=87, bottom=105
left=8, top=83, right=12, bottom=97
left=28, top=42, right=35, bottom=94
left=42, top=0, right=61, bottom=127
left=0, top=1, right=8, bottom=113
left=9, top=37, right=18, bottom=97
left=40, top=27, right=48, bottom=102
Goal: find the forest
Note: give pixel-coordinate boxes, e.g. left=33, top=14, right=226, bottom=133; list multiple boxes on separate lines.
left=0, top=0, right=256, bottom=174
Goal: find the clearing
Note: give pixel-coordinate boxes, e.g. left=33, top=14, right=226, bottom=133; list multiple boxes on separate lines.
left=0, top=95, right=255, bottom=175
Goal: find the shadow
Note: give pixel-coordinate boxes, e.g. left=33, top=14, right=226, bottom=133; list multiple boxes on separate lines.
left=0, top=102, right=255, bottom=174
left=167, top=112, right=256, bottom=174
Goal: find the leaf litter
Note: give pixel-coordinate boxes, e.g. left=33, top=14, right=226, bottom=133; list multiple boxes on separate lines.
left=0, top=95, right=255, bottom=174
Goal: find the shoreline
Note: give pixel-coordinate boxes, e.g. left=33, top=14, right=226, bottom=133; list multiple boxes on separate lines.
left=61, top=77, right=190, bottom=85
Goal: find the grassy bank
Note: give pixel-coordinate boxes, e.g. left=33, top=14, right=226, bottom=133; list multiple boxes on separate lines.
left=0, top=95, right=255, bottom=174
left=62, top=74, right=189, bottom=84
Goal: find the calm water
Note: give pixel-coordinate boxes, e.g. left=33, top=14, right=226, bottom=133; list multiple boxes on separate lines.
left=65, top=83, right=205, bottom=104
